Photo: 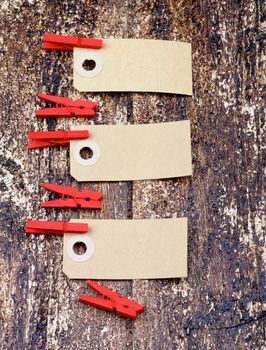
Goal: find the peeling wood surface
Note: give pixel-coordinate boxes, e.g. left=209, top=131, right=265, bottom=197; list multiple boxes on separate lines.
left=0, top=1, right=265, bottom=349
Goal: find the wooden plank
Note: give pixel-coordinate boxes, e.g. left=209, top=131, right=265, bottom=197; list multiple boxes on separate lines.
left=131, top=1, right=266, bottom=349
left=0, top=1, right=265, bottom=350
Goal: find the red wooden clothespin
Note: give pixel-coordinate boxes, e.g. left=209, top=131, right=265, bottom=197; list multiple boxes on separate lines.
left=36, top=94, right=97, bottom=118
left=42, top=33, right=103, bottom=51
left=28, top=130, right=89, bottom=149
left=79, top=280, right=144, bottom=320
left=41, top=183, right=103, bottom=209
left=25, top=220, right=88, bottom=235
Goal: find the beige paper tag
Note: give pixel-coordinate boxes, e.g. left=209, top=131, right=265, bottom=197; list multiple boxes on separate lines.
left=70, top=120, right=192, bottom=181
left=73, top=39, right=192, bottom=94
left=63, top=218, right=187, bottom=280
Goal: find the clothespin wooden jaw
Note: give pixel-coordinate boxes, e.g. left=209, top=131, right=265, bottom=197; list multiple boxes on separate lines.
left=36, top=94, right=97, bottom=118
left=42, top=33, right=103, bottom=51
left=28, top=130, right=89, bottom=149
left=40, top=183, right=103, bottom=209
left=79, top=280, right=144, bottom=320
left=25, top=220, right=88, bottom=235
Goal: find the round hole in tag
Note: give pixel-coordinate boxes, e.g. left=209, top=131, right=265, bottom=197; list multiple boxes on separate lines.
left=74, top=51, right=103, bottom=78
left=67, top=235, right=95, bottom=262
left=74, top=140, right=101, bottom=166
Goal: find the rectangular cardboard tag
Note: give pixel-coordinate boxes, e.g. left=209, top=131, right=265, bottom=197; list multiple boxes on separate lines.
left=63, top=218, right=187, bottom=280
left=73, top=39, right=192, bottom=94
left=70, top=120, right=192, bottom=181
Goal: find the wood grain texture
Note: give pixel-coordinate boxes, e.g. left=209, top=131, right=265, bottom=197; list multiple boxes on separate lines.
left=0, top=1, right=265, bottom=349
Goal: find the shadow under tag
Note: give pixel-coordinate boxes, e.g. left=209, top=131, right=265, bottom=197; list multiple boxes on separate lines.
left=63, top=218, right=187, bottom=280
left=70, top=120, right=192, bottom=182
left=73, top=39, right=192, bottom=94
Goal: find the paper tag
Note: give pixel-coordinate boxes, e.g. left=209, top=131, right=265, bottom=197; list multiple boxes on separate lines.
left=70, top=121, right=192, bottom=181
left=73, top=39, right=192, bottom=94
left=63, top=218, right=187, bottom=280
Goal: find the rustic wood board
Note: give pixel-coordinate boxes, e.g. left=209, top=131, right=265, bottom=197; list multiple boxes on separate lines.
left=0, top=1, right=265, bottom=349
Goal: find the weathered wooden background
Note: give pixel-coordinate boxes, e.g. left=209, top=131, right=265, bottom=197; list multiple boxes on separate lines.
left=0, top=1, right=265, bottom=349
